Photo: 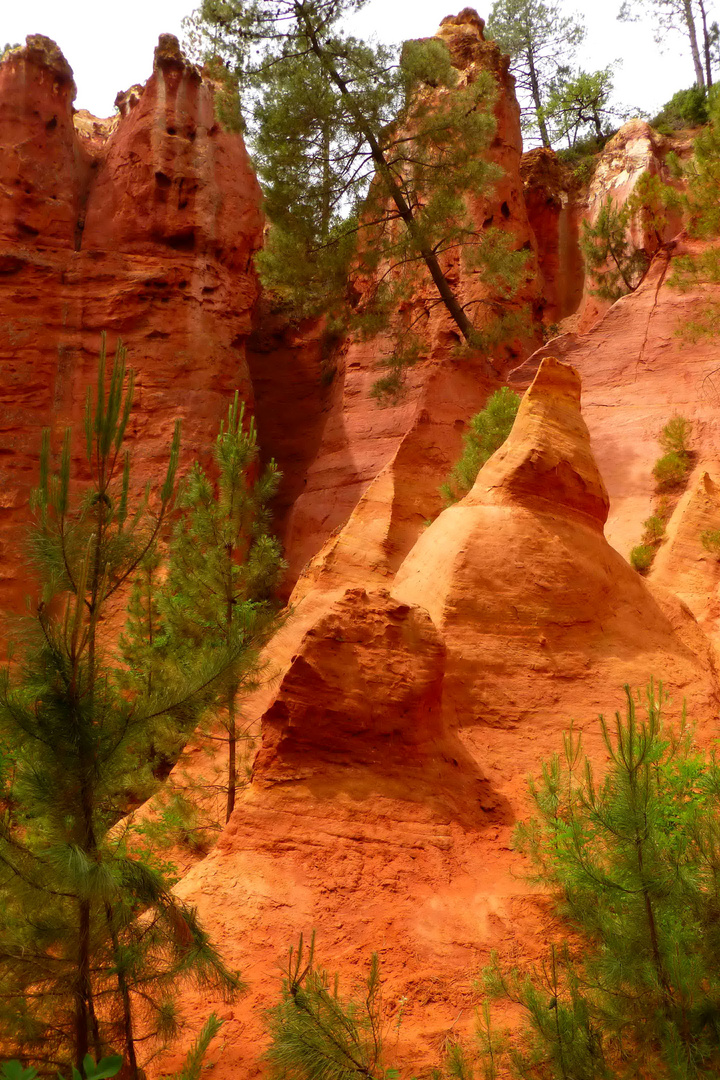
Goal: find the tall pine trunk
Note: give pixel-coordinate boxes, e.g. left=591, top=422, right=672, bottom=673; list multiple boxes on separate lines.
left=105, top=903, right=140, bottom=1080
left=526, top=47, right=551, bottom=147
left=226, top=687, right=237, bottom=823
left=682, top=0, right=706, bottom=86
left=698, top=0, right=714, bottom=86
left=225, top=586, right=237, bottom=825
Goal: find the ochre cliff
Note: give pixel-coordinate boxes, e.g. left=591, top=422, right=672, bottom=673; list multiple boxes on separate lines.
left=165, top=358, right=719, bottom=1078
left=3, top=10, right=720, bottom=1079
left=0, top=34, right=262, bottom=617
left=509, top=238, right=720, bottom=582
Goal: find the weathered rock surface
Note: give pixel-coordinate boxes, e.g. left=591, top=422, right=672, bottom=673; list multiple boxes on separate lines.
left=652, top=471, right=720, bottom=635
left=577, top=119, right=685, bottom=330
left=0, top=35, right=262, bottom=618
left=165, top=358, right=719, bottom=1079
left=509, top=239, right=720, bottom=571
left=394, top=357, right=719, bottom=729
left=520, top=147, right=585, bottom=323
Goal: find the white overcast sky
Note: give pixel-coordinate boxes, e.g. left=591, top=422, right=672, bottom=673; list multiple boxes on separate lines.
left=2, top=0, right=712, bottom=123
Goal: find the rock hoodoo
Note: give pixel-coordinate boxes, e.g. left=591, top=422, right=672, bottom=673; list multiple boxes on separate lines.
left=4, top=14, right=720, bottom=1079
left=0, top=34, right=262, bottom=618
left=167, top=357, right=719, bottom=1078
left=510, top=240, right=720, bottom=567
left=394, top=357, right=719, bottom=730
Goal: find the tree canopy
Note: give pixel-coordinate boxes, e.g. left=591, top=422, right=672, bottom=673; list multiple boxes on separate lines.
left=620, top=0, right=717, bottom=89
left=486, top=0, right=585, bottom=147
left=187, top=1, right=531, bottom=389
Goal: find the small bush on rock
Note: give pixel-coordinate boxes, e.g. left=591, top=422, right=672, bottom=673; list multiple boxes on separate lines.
left=701, top=528, right=720, bottom=557
left=653, top=416, right=693, bottom=489
left=659, top=415, right=692, bottom=456
left=440, top=387, right=520, bottom=505
left=642, top=513, right=666, bottom=542
left=653, top=450, right=690, bottom=489
left=630, top=542, right=655, bottom=573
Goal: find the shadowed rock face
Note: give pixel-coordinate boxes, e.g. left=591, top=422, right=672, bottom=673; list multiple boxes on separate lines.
left=520, top=147, right=585, bottom=322
left=0, top=34, right=263, bottom=620
left=255, top=588, right=447, bottom=780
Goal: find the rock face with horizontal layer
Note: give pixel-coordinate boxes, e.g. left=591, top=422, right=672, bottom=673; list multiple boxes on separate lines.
left=165, top=357, right=719, bottom=1080
left=0, top=35, right=262, bottom=620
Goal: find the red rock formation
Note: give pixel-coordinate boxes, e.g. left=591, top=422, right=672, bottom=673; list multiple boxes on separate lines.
left=394, top=357, right=718, bottom=729
left=282, top=9, right=545, bottom=588
left=5, top=21, right=720, bottom=1080
left=0, top=34, right=263, bottom=618
left=577, top=119, right=686, bottom=330
left=0, top=36, right=85, bottom=249
left=652, top=471, right=720, bottom=636
left=520, top=147, right=585, bottom=323
left=509, top=238, right=720, bottom=576
left=163, top=357, right=719, bottom=1079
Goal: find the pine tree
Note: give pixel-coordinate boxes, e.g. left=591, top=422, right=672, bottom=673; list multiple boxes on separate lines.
left=476, top=682, right=720, bottom=1079
left=486, top=0, right=585, bottom=147
left=580, top=198, right=649, bottom=302
left=265, top=933, right=388, bottom=1080
left=544, top=67, right=616, bottom=148
left=187, top=1, right=531, bottom=381
left=0, top=337, right=239, bottom=1076
left=160, top=392, right=285, bottom=825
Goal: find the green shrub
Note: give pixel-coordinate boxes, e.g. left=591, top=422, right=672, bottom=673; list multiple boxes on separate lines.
left=642, top=513, right=665, bottom=543
left=440, top=387, right=520, bottom=505
left=701, top=528, right=720, bottom=557
left=653, top=450, right=690, bottom=489
left=556, top=130, right=613, bottom=167
left=659, top=415, right=692, bottom=456
left=266, top=933, right=390, bottom=1078
left=630, top=543, right=655, bottom=573
left=370, top=369, right=403, bottom=403
left=652, top=85, right=709, bottom=132
left=580, top=197, right=649, bottom=301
